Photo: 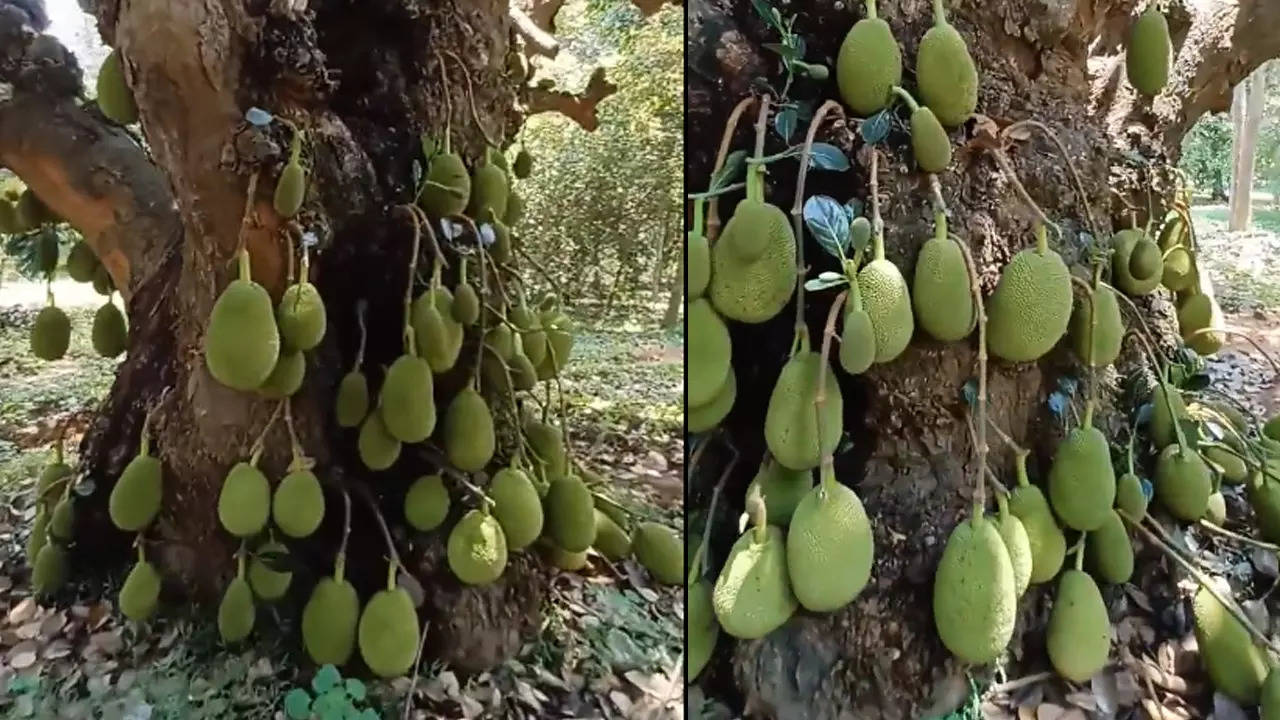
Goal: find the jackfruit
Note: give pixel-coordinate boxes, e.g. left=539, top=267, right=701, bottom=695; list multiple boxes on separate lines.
left=1112, top=229, right=1161, bottom=296
left=49, top=498, right=73, bottom=541
left=986, top=244, right=1072, bottom=362
left=1248, top=478, right=1280, bottom=544
left=910, top=107, right=952, bottom=172
left=1154, top=444, right=1212, bottom=521
left=379, top=355, right=435, bottom=443
left=745, top=460, right=812, bottom=527
left=1008, top=471, right=1066, bottom=584
left=1115, top=471, right=1148, bottom=518
left=687, top=578, right=718, bottom=682
left=933, top=514, right=1016, bottom=663
left=510, top=351, right=538, bottom=390
left=448, top=510, right=508, bottom=585
left=335, top=370, right=369, bottom=428
left=912, top=232, right=972, bottom=342
left=1158, top=212, right=1187, bottom=250
left=30, top=306, right=70, bottom=360
left=995, top=497, right=1032, bottom=598
left=31, top=544, right=66, bottom=597
left=452, top=284, right=480, bottom=326
left=545, top=476, right=595, bottom=552
left=1070, top=285, right=1123, bottom=367
left=420, top=151, right=471, bottom=218
left=444, top=387, right=495, bottom=472
left=249, top=541, right=293, bottom=600
left=712, top=523, right=797, bottom=638
left=1046, top=569, right=1110, bottom=681
left=412, top=289, right=462, bottom=373
left=109, top=450, right=162, bottom=532
left=707, top=205, right=796, bottom=323
left=513, top=149, right=533, bottom=179
left=36, top=233, right=58, bottom=274
left=835, top=18, right=902, bottom=116
left=526, top=419, right=568, bottom=479
left=91, top=302, right=127, bottom=358
left=1125, top=6, right=1170, bottom=96
left=1178, top=292, right=1224, bottom=355
left=274, top=160, right=306, bottom=218
left=1263, top=668, right=1280, bottom=720
left=1204, top=446, right=1247, bottom=484
left=218, top=576, right=255, bottom=643
left=358, top=587, right=419, bottom=678
left=486, top=324, right=515, bottom=361
left=1193, top=583, right=1269, bottom=704
left=467, top=157, right=509, bottom=220
left=403, top=474, right=449, bottom=532
left=204, top=257, right=281, bottom=391
left=218, top=462, right=270, bottom=538
left=915, top=20, right=978, bottom=127
left=689, top=233, right=710, bottom=300
left=92, top=264, right=114, bottom=295
left=37, top=461, right=72, bottom=503
left=302, top=571, right=359, bottom=665
left=720, top=198, right=792, bottom=263
left=1086, top=510, right=1133, bottom=584
left=272, top=469, right=324, bottom=538
left=593, top=510, right=631, bottom=560
left=277, top=282, right=326, bottom=352
left=359, top=412, right=401, bottom=470
left=858, top=253, right=913, bottom=363
left=523, top=325, right=548, bottom=368
left=787, top=467, right=874, bottom=611
left=119, top=560, right=161, bottom=621
left=688, top=368, right=736, bottom=433
left=840, top=289, right=876, bottom=375
left=66, top=241, right=100, bottom=282
left=488, top=215, right=512, bottom=263
left=258, top=350, right=305, bottom=399
left=490, top=468, right=543, bottom=550
left=1150, top=383, right=1188, bottom=448
left=1162, top=246, right=1194, bottom=291
left=542, top=541, right=588, bottom=570
left=26, top=510, right=47, bottom=566
left=634, top=522, right=683, bottom=585
left=1205, top=491, right=1226, bottom=525
left=1129, top=238, right=1163, bottom=281
left=96, top=48, right=138, bottom=124
left=1048, top=423, right=1116, bottom=531
left=764, top=350, right=843, bottom=471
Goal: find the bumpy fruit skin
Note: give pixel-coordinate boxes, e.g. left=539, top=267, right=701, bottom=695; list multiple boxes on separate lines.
left=358, top=411, right=401, bottom=470
left=633, top=522, right=683, bottom=585
left=218, top=462, right=270, bottom=538
left=708, top=209, right=797, bottom=323
left=933, top=516, right=1016, bottom=664
left=713, top=525, right=798, bottom=638
left=92, top=302, right=128, bottom=358
left=721, top=199, right=791, bottom=263
left=420, top=152, right=471, bottom=218
left=764, top=352, right=843, bottom=471
left=986, top=248, right=1072, bottom=362
left=358, top=588, right=420, bottom=678
left=444, top=388, right=495, bottom=472
left=30, top=306, right=70, bottom=361
left=248, top=541, right=293, bottom=600
left=1129, top=238, right=1163, bottom=281
left=32, top=544, right=67, bottom=597
left=916, top=22, right=978, bottom=127
left=334, top=370, right=369, bottom=428
left=490, top=468, right=543, bottom=550
left=1125, top=6, right=1170, bottom=96
left=592, top=510, right=631, bottom=560
left=688, top=368, right=736, bottom=433
left=1086, top=510, right=1133, bottom=584
left=37, top=462, right=72, bottom=502
left=448, top=510, right=509, bottom=585
left=910, top=107, right=952, bottom=172
left=858, top=258, right=914, bottom=363
left=486, top=325, right=515, bottom=361
left=688, top=299, right=732, bottom=408
left=96, top=48, right=138, bottom=124
left=110, top=453, right=162, bottom=532
left=745, top=462, right=812, bottom=527
left=27, top=510, right=48, bottom=566
left=840, top=306, right=876, bottom=375
left=541, top=541, right=588, bottom=570
left=404, top=475, right=450, bottom=532
left=272, top=470, right=324, bottom=539
left=302, top=574, right=359, bottom=665
left=786, top=479, right=874, bottom=611
left=687, top=579, right=719, bottom=681
left=1048, top=426, right=1116, bottom=531
left=1111, top=229, right=1161, bottom=296
left=273, top=161, right=306, bottom=218
left=204, top=280, right=281, bottom=391
left=1115, top=472, right=1148, bottom=519
left=1070, top=286, right=1123, bottom=367
left=1194, top=584, right=1269, bottom=704
left=1008, top=484, right=1066, bottom=584
left=688, top=234, right=710, bottom=300
left=912, top=236, right=972, bottom=342
left=276, top=282, right=326, bottom=352
left=526, top=420, right=568, bottom=479
left=257, top=350, right=305, bottom=399
left=545, top=477, right=596, bottom=552
left=49, top=499, right=74, bottom=540
left=1150, top=383, right=1187, bottom=448
left=119, top=560, right=161, bottom=622
left=836, top=18, right=902, bottom=116
left=467, top=162, right=509, bottom=220
left=217, top=577, right=255, bottom=643
left=1046, top=570, right=1110, bottom=681
left=996, top=511, right=1032, bottom=598
left=1154, top=444, right=1211, bottom=521
left=66, top=241, right=100, bottom=282
left=379, top=355, right=435, bottom=443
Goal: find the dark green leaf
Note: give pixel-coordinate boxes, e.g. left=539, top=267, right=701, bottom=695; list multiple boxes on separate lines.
left=1047, top=391, right=1068, bottom=418
left=803, top=195, right=851, bottom=258
left=808, top=143, right=850, bottom=171
left=750, top=0, right=783, bottom=30
left=961, top=379, right=977, bottom=408
left=709, top=150, right=748, bottom=191
left=844, top=198, right=863, bottom=219
left=860, top=109, right=892, bottom=145
left=1135, top=402, right=1154, bottom=428
left=804, top=273, right=849, bottom=292
left=775, top=108, right=798, bottom=142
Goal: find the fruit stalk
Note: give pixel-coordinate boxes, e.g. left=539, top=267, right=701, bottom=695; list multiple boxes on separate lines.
left=353, top=299, right=368, bottom=369
left=988, top=147, right=1056, bottom=236
left=1198, top=518, right=1279, bottom=552
left=889, top=86, right=919, bottom=113
left=869, top=148, right=884, bottom=257
left=336, top=486, right=352, bottom=580
left=954, top=228, right=989, bottom=511
left=234, top=171, right=260, bottom=258
left=247, top=400, right=285, bottom=468
left=707, top=96, right=756, bottom=242
left=691, top=449, right=737, bottom=584
left=864, top=0, right=878, bottom=20
left=816, top=289, right=850, bottom=498
left=791, top=99, right=844, bottom=343
left=399, top=205, right=424, bottom=357
left=931, top=0, right=946, bottom=25
left=1000, top=120, right=1100, bottom=239
left=355, top=483, right=406, bottom=584
left=746, top=482, right=769, bottom=544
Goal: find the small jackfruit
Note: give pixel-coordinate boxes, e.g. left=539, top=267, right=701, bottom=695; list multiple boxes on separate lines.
left=302, top=572, right=360, bottom=666
left=787, top=469, right=874, bottom=611
left=1070, top=285, right=1123, bottom=367
left=49, top=498, right=74, bottom=541
left=26, top=510, right=48, bottom=566
left=688, top=368, right=736, bottom=434
left=933, top=515, right=1016, bottom=664
left=525, top=419, right=568, bottom=479
left=764, top=351, right=843, bottom=471
left=1008, top=479, right=1066, bottom=584
left=109, top=451, right=162, bottom=532
left=1125, top=6, right=1170, bottom=96
left=835, top=18, right=902, bottom=116
left=1086, top=510, right=1133, bottom=584
left=1046, top=569, right=1111, bottom=681
left=486, top=324, right=515, bottom=361
left=1150, top=383, right=1188, bottom=448
left=986, top=245, right=1072, bottom=362
left=335, top=370, right=369, bottom=428
left=359, top=411, right=401, bottom=470
left=745, top=460, right=812, bottom=527
left=1162, top=246, right=1194, bottom=291
left=840, top=291, right=876, bottom=375
left=542, top=541, right=588, bottom=570
left=358, top=587, right=419, bottom=678
left=467, top=158, right=509, bottom=220
left=1194, top=582, right=1269, bottom=704
left=204, top=268, right=281, bottom=391
left=1048, top=424, right=1116, bottom=531
left=1129, top=238, right=1163, bottom=281
left=1111, top=229, right=1161, bottom=296
left=995, top=498, right=1033, bottom=598
left=1204, top=492, right=1226, bottom=525
left=1115, top=471, right=1148, bottom=518
left=545, top=476, right=596, bottom=552
left=1263, top=668, right=1280, bottom=720
left=272, top=469, right=324, bottom=538
left=276, top=282, right=326, bottom=352
left=688, top=578, right=719, bottom=682
left=405, top=475, right=449, bottom=532
left=916, top=21, right=978, bottom=127
left=510, top=351, right=538, bottom=391
left=92, top=264, right=114, bottom=295
left=119, top=560, right=161, bottom=621
left=1179, top=292, right=1224, bottom=356
left=92, top=302, right=127, bottom=358
left=593, top=510, right=631, bottom=560
left=858, top=255, right=914, bottom=363
left=37, top=461, right=72, bottom=503
left=1249, top=478, right=1280, bottom=544
left=257, top=350, right=305, bottom=399
left=273, top=160, right=306, bottom=218
left=420, top=152, right=471, bottom=218
left=448, top=510, right=508, bottom=585
left=1203, top=446, right=1248, bottom=484
left=712, top=523, right=797, bottom=638
left=379, top=355, right=435, bottom=443
left=721, top=198, right=792, bottom=263
left=66, top=241, right=100, bottom=282
left=248, top=540, right=293, bottom=600
left=96, top=48, right=138, bottom=124
left=452, top=284, right=480, bottom=326
left=707, top=207, right=796, bottom=323
left=910, top=107, right=952, bottom=172
left=689, top=299, right=731, bottom=407
left=634, top=522, right=683, bottom=585
left=412, top=289, right=463, bottom=373
left=218, top=462, right=269, bottom=538
left=689, top=233, right=710, bottom=300
left=490, top=468, right=543, bottom=550
left=912, top=233, right=972, bottom=342
left=444, top=387, right=495, bottom=472
left=218, top=576, right=255, bottom=643
left=1154, top=444, right=1212, bottom=521
left=30, top=306, right=70, bottom=360
left=31, top=543, right=67, bottom=597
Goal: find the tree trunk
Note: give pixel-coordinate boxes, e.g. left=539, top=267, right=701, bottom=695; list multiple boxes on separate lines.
left=660, top=226, right=683, bottom=328
left=1229, top=71, right=1266, bottom=230
left=687, top=0, right=1280, bottom=717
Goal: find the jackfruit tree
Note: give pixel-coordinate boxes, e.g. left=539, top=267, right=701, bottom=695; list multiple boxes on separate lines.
left=687, top=0, right=1280, bottom=715
left=0, top=0, right=683, bottom=680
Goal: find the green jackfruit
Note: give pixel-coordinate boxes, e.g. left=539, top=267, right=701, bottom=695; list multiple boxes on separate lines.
left=109, top=451, right=162, bottom=532
left=31, top=544, right=66, bottom=597
left=835, top=18, right=902, bottom=116
left=1008, top=478, right=1066, bottom=584
left=1112, top=229, right=1161, bottom=296
left=712, top=523, right=797, bottom=638
left=277, top=282, right=326, bottom=352
left=204, top=271, right=281, bottom=391
left=420, top=151, right=471, bottom=218
left=358, top=587, right=419, bottom=678
left=1070, top=286, right=1123, bottom=366
left=1194, top=583, right=1269, bottom=703
left=37, top=461, right=72, bottom=503
left=1155, top=444, right=1212, bottom=521
left=764, top=350, right=843, bottom=471
left=933, top=515, right=1017, bottom=663
left=688, top=368, right=736, bottom=433
left=119, top=560, right=161, bottom=622
left=30, top=306, right=70, bottom=360
left=858, top=255, right=913, bottom=363
left=272, top=469, right=324, bottom=538
left=335, top=370, right=369, bottom=428
left=526, top=419, right=568, bottom=479
left=1205, top=492, right=1226, bottom=525
left=273, top=161, right=305, bottom=218
left=1086, top=510, right=1133, bottom=584
left=910, top=107, right=952, bottom=172
left=1158, top=212, right=1187, bottom=250
left=26, top=510, right=47, bottom=566
left=1248, top=477, right=1280, bottom=543
left=1179, top=292, right=1224, bottom=355
left=359, top=411, right=401, bottom=470
left=687, top=579, right=718, bottom=682
left=1163, top=246, right=1194, bottom=291
left=522, top=326, right=548, bottom=368
left=1046, top=569, right=1110, bottom=681
left=249, top=541, right=293, bottom=600
left=916, top=21, right=978, bottom=127
left=49, top=498, right=73, bottom=540
left=96, top=48, right=137, bottom=124
left=1116, top=471, right=1148, bottom=518
left=92, top=264, right=114, bottom=295
left=721, top=198, right=792, bottom=263
left=36, top=233, right=58, bottom=274
left=745, top=460, right=812, bottom=527
left=1125, top=6, right=1170, bottom=96
left=593, top=510, right=631, bottom=560
left=218, top=576, right=255, bottom=643
left=444, top=387, right=495, bottom=472
left=545, top=476, right=596, bottom=552
left=448, top=510, right=508, bottom=585
left=1129, top=238, right=1163, bottom=281
left=633, top=522, right=683, bottom=585
left=404, top=475, right=449, bottom=532
left=510, top=351, right=538, bottom=391
left=689, top=233, right=710, bottom=300
left=513, top=149, right=532, bottom=179
left=1264, top=669, right=1280, bottom=720
left=1048, top=424, right=1116, bottom=531
left=689, top=299, right=731, bottom=407
left=92, top=302, right=127, bottom=358
left=490, top=468, right=543, bottom=550
left=66, top=241, right=99, bottom=282
left=218, top=462, right=270, bottom=538
left=995, top=498, right=1032, bottom=598
left=1204, top=446, right=1248, bottom=484
left=840, top=287, right=876, bottom=375
left=302, top=572, right=359, bottom=665
left=452, top=284, right=480, bottom=326
left=707, top=208, right=796, bottom=323
left=1150, top=383, right=1188, bottom=448
left=467, top=159, right=509, bottom=220
left=411, top=290, right=462, bottom=373
left=486, top=324, right=515, bottom=361
left=488, top=215, right=512, bottom=263
left=542, top=540, right=588, bottom=570
left=787, top=468, right=874, bottom=611
left=257, top=350, right=305, bottom=399
left=379, top=355, right=435, bottom=443
left=986, top=245, right=1072, bottom=362
left=912, top=233, right=972, bottom=342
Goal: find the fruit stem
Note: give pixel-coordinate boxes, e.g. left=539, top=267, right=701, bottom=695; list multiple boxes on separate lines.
left=691, top=197, right=706, bottom=238
left=746, top=482, right=768, bottom=544
left=288, top=129, right=303, bottom=164
left=708, top=96, right=756, bottom=243
left=954, top=226, right=989, bottom=511
left=996, top=491, right=1010, bottom=519
left=136, top=542, right=146, bottom=564
left=745, top=165, right=764, bottom=203
left=999, top=120, right=1101, bottom=241
left=791, top=99, right=843, bottom=348
left=236, top=542, right=247, bottom=578
left=816, top=289, right=849, bottom=492
left=400, top=205, right=424, bottom=356
left=1034, top=222, right=1048, bottom=254
left=934, top=211, right=947, bottom=242
left=847, top=276, right=864, bottom=313
left=336, top=486, right=351, bottom=579
left=865, top=0, right=877, bottom=20
left=54, top=428, right=64, bottom=466
left=353, top=299, right=368, bottom=369
left=248, top=400, right=284, bottom=468
left=1014, top=450, right=1031, bottom=487
left=1198, top=518, right=1280, bottom=552
left=283, top=398, right=304, bottom=469
left=890, top=86, right=919, bottom=113
left=931, top=0, right=947, bottom=24
left=385, top=558, right=397, bottom=592
left=1074, top=533, right=1085, bottom=571
left=869, top=148, right=885, bottom=261
left=237, top=248, right=251, bottom=283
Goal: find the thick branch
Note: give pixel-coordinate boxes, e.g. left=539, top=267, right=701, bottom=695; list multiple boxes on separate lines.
left=526, top=67, right=617, bottom=131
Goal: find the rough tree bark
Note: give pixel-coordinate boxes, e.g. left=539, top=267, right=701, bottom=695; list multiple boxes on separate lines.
left=0, top=0, right=670, bottom=676
left=687, top=0, right=1280, bottom=717
left=1228, top=70, right=1266, bottom=231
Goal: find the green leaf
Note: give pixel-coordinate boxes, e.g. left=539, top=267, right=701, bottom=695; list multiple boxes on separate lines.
left=312, top=665, right=342, bottom=695
left=803, top=194, right=850, bottom=258
left=961, top=379, right=977, bottom=408
left=709, top=150, right=748, bottom=191
left=750, top=0, right=784, bottom=31
left=284, top=688, right=312, bottom=720
left=860, top=109, right=892, bottom=145
left=774, top=107, right=797, bottom=142
left=804, top=273, right=849, bottom=292
left=807, top=143, right=850, bottom=171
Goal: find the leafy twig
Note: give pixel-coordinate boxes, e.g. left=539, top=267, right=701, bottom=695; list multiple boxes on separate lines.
left=1198, top=519, right=1279, bottom=551
left=707, top=97, right=756, bottom=242
left=791, top=99, right=844, bottom=340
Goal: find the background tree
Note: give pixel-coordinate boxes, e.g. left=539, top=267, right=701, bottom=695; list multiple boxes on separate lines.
left=1228, top=68, right=1268, bottom=229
